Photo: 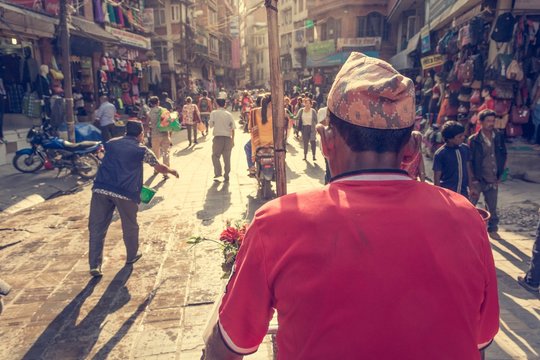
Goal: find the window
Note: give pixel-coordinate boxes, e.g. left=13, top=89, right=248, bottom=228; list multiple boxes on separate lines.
left=298, top=0, right=304, bottom=12
left=357, top=12, right=385, bottom=37
left=171, top=5, right=181, bottom=23
left=209, top=9, right=218, bottom=26
left=72, top=0, right=85, bottom=17
left=153, top=42, right=168, bottom=62
left=282, top=9, right=292, bottom=26
left=209, top=35, right=219, bottom=53
left=154, top=7, right=166, bottom=26
left=407, top=16, right=417, bottom=40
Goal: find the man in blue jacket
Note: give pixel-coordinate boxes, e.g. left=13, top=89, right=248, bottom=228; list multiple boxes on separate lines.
left=88, top=120, right=179, bottom=277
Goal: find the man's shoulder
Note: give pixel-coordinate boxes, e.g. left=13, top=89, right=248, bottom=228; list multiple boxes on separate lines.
left=433, top=145, right=447, bottom=157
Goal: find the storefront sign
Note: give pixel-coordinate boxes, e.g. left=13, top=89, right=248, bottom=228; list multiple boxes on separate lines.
left=307, top=50, right=380, bottom=68
left=142, top=9, right=155, bottom=33
left=514, top=0, right=540, bottom=10
left=105, top=26, right=151, bottom=50
left=421, top=54, right=444, bottom=70
left=421, top=30, right=431, bottom=54
left=337, top=37, right=382, bottom=50
left=428, top=0, right=456, bottom=22
left=307, top=40, right=335, bottom=59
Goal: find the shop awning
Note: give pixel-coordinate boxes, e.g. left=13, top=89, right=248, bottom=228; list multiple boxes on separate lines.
left=0, top=2, right=57, bottom=38
left=70, top=17, right=119, bottom=44
left=389, top=33, right=419, bottom=70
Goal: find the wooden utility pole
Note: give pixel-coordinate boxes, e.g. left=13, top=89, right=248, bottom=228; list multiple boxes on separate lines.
left=265, top=0, right=287, bottom=196
left=59, top=0, right=75, bottom=141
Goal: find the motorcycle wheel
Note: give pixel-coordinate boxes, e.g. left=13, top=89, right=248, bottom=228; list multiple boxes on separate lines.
left=12, top=153, right=44, bottom=173
left=261, top=179, right=272, bottom=200
left=75, top=154, right=99, bottom=180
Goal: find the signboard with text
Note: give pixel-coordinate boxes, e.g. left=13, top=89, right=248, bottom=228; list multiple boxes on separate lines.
left=105, top=26, right=151, bottom=50
left=421, top=30, right=431, bottom=54
left=421, top=54, right=444, bottom=70
left=337, top=37, right=381, bottom=51
left=142, top=9, right=155, bottom=33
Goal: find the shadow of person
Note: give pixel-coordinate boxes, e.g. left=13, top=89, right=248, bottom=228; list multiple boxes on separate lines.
left=305, top=162, right=325, bottom=184
left=144, top=172, right=158, bottom=187
left=196, top=181, right=232, bottom=225
left=286, top=163, right=301, bottom=181
left=242, top=194, right=269, bottom=222
left=22, top=266, right=133, bottom=360
left=286, top=142, right=298, bottom=155
left=91, top=282, right=159, bottom=359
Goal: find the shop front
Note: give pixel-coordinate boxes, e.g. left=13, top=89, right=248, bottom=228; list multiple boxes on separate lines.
left=0, top=1, right=58, bottom=164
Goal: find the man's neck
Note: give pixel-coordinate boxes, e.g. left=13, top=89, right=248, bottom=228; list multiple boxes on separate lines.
left=481, top=129, right=493, bottom=138
left=332, top=151, right=402, bottom=176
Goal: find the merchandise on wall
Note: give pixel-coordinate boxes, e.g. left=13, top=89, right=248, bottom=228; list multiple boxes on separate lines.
left=427, top=9, right=540, bottom=141
left=98, top=49, right=150, bottom=115
left=0, top=38, right=40, bottom=115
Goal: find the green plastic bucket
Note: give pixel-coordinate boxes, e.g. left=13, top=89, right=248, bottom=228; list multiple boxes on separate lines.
left=140, top=186, right=157, bottom=204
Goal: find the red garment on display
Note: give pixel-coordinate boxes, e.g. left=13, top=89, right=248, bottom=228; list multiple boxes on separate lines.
left=219, top=173, right=499, bottom=359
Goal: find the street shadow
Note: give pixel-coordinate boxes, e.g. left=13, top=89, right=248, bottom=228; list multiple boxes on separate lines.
left=90, top=285, right=159, bottom=360
left=304, top=162, right=325, bottom=185
left=0, top=170, right=82, bottom=212
left=242, top=194, right=268, bottom=222
left=286, top=142, right=298, bottom=156
left=196, top=181, right=232, bottom=225
left=286, top=163, right=301, bottom=181
left=173, top=146, right=197, bottom=157
left=486, top=269, right=540, bottom=359
left=490, top=234, right=531, bottom=273
left=22, top=266, right=133, bottom=359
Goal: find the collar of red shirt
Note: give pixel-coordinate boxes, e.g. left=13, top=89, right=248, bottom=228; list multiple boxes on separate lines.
left=331, top=169, right=412, bottom=183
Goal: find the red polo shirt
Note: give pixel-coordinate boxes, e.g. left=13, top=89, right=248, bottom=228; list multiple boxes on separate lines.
left=218, top=172, right=499, bottom=359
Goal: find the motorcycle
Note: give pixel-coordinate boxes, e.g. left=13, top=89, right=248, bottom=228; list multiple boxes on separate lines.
left=255, top=146, right=276, bottom=200
left=0, top=278, right=11, bottom=316
left=12, top=125, right=103, bottom=180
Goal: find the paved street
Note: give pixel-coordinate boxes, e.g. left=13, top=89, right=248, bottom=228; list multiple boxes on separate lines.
left=1, top=113, right=539, bottom=359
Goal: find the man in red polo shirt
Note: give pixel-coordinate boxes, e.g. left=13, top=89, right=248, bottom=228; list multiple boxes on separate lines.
left=203, top=53, right=499, bottom=359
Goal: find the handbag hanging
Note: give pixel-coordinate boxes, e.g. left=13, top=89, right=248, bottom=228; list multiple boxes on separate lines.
left=510, top=106, right=530, bottom=125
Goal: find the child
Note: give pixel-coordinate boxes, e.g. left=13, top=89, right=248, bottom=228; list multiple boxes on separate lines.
left=433, top=121, right=475, bottom=199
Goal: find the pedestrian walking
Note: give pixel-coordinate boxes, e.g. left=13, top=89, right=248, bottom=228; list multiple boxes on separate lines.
left=296, top=97, right=318, bottom=161
left=469, top=109, right=508, bottom=233
left=202, top=53, right=499, bottom=359
left=433, top=121, right=474, bottom=198
left=146, top=96, right=172, bottom=179
left=182, top=97, right=201, bottom=146
left=160, top=92, right=174, bottom=111
left=88, top=120, right=179, bottom=277
left=517, top=212, right=540, bottom=294
left=95, top=95, right=116, bottom=142
left=198, top=91, right=213, bottom=136
left=209, top=98, right=235, bottom=182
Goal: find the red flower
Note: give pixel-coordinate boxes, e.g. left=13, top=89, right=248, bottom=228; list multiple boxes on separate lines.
left=220, top=227, right=241, bottom=244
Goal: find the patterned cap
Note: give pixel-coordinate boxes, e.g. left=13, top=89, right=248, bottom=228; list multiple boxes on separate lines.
left=327, top=52, right=415, bottom=129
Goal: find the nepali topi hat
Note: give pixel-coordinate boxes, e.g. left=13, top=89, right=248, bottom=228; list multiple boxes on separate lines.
left=327, top=52, right=415, bottom=130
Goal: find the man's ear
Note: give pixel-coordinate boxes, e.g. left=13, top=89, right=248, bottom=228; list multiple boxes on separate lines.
left=316, top=124, right=334, bottom=158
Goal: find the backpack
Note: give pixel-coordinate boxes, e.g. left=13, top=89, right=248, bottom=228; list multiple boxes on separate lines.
left=491, top=12, right=515, bottom=43
left=469, top=17, right=485, bottom=46
left=200, top=97, right=210, bottom=112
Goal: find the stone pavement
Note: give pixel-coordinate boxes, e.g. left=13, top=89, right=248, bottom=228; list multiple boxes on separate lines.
left=0, top=115, right=539, bottom=359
